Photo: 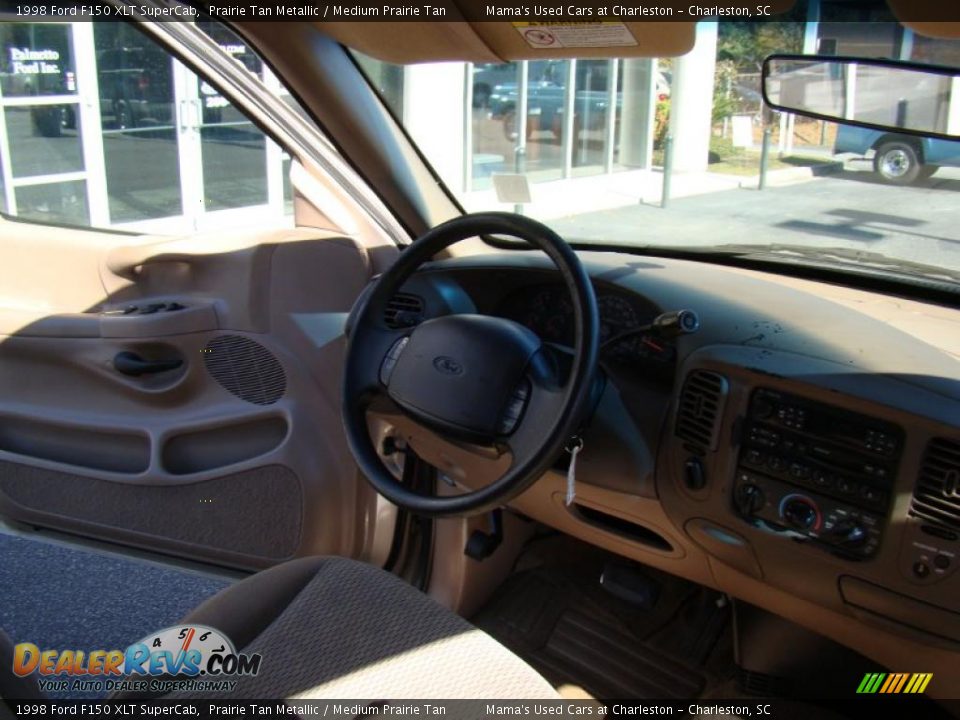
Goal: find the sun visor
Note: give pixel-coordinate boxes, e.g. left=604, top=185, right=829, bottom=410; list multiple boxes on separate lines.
left=315, top=0, right=798, bottom=64
left=319, top=22, right=502, bottom=64
left=318, top=21, right=699, bottom=63
left=895, top=21, right=960, bottom=40
left=887, top=0, right=960, bottom=37
left=471, top=21, right=697, bottom=60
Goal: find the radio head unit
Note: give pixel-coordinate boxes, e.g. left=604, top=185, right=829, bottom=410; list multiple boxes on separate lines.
left=733, top=388, right=903, bottom=559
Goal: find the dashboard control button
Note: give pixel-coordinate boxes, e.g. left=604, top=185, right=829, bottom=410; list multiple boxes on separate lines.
left=766, top=455, right=785, bottom=472
left=913, top=561, right=931, bottom=578
left=934, top=555, right=951, bottom=570
left=684, top=457, right=706, bottom=491
left=859, top=486, right=885, bottom=507
left=829, top=519, right=868, bottom=548
left=735, top=484, right=765, bottom=515
left=752, top=399, right=774, bottom=419
left=379, top=336, right=410, bottom=385
left=780, top=495, right=820, bottom=530
left=836, top=478, right=856, bottom=496
left=813, top=472, right=834, bottom=489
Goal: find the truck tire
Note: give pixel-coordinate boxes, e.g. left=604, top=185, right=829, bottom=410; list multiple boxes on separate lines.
left=873, top=141, right=926, bottom=185
left=114, top=100, right=134, bottom=130
left=502, top=111, right=536, bottom=142
left=473, top=83, right=491, bottom=109
left=550, top=115, right=580, bottom=145
left=31, top=107, right=64, bottom=138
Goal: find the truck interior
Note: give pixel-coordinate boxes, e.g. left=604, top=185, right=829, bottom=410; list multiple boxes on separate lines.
left=0, top=0, right=959, bottom=714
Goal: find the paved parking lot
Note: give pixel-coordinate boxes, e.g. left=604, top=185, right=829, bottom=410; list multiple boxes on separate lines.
left=549, top=160, right=960, bottom=274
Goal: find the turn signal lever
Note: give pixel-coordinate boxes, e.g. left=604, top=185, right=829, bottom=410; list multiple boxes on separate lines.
left=650, top=309, right=700, bottom=338
left=601, top=309, right=700, bottom=351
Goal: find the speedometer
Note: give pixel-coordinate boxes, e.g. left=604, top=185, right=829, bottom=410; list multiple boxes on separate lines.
left=597, top=294, right=639, bottom=342
left=521, top=287, right=571, bottom=343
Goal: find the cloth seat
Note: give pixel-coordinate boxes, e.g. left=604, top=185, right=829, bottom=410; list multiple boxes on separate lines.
left=1, top=556, right=558, bottom=701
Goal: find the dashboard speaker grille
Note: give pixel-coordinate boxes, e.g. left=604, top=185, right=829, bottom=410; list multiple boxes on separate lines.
left=676, top=370, right=728, bottom=451
left=384, top=293, right=424, bottom=329
left=203, top=335, right=286, bottom=406
left=910, top=438, right=960, bottom=532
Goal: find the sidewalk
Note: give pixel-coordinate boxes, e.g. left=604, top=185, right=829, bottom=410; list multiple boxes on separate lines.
left=459, top=160, right=840, bottom=221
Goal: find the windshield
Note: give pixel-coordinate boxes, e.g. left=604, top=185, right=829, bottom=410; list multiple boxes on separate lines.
left=354, top=11, right=960, bottom=289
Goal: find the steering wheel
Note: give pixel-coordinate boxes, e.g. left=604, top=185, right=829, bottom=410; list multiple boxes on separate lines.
left=342, top=212, right=599, bottom=517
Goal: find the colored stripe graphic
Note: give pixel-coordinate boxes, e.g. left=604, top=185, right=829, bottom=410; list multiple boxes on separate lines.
left=891, top=673, right=910, bottom=694
left=905, top=673, right=933, bottom=694
left=857, top=673, right=886, bottom=693
left=879, top=674, right=896, bottom=693
left=860, top=672, right=934, bottom=694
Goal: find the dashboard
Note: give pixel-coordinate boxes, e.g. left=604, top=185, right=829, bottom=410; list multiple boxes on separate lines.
left=393, top=250, right=960, bottom=696
left=494, top=283, right=676, bottom=369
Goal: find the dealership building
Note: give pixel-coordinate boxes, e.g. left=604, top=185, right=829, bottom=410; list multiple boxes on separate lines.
left=0, top=1, right=938, bottom=235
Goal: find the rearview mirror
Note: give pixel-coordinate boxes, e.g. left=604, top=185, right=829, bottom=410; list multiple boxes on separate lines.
left=762, top=54, right=960, bottom=140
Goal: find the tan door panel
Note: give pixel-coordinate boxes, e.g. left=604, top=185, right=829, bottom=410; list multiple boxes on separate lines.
left=0, top=220, right=383, bottom=570
left=0, top=217, right=118, bottom=335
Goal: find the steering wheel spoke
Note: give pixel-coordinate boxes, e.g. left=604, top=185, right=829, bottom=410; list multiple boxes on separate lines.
left=345, top=325, right=411, bottom=402
left=503, top=377, right=566, bottom=468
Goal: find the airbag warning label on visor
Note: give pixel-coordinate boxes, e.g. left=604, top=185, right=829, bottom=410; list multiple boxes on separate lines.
left=513, top=22, right=638, bottom=48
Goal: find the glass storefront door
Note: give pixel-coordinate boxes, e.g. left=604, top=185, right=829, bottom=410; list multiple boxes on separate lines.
left=0, top=21, right=288, bottom=233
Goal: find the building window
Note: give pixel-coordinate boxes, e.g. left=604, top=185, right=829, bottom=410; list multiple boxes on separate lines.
left=0, top=19, right=295, bottom=234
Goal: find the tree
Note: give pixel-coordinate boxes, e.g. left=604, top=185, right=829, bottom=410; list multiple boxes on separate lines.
left=718, top=22, right=805, bottom=74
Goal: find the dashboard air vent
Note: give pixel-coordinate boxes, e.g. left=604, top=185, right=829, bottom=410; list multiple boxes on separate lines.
left=910, top=438, right=960, bottom=533
left=384, top=293, right=424, bottom=329
left=675, top=370, right=728, bottom=451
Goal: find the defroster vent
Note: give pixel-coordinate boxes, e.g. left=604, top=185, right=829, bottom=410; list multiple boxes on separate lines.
left=910, top=438, right=960, bottom=534
left=384, top=293, right=424, bottom=329
left=203, top=335, right=286, bottom=406
left=675, top=370, right=728, bottom=451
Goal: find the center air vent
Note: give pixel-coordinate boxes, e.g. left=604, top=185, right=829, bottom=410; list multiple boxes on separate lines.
left=675, top=370, right=728, bottom=451
left=910, top=438, right=960, bottom=534
left=384, top=293, right=424, bottom=329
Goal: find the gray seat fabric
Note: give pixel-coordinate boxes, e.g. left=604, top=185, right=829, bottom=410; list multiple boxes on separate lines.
left=158, top=556, right=559, bottom=700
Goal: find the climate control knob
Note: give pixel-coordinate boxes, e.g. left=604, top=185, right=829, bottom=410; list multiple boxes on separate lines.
left=735, top=483, right=765, bottom=515
left=780, top=495, right=820, bottom=531
left=829, top=519, right=869, bottom=548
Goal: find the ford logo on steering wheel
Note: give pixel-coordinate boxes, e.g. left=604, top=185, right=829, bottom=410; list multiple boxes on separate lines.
left=432, top=356, right=463, bottom=376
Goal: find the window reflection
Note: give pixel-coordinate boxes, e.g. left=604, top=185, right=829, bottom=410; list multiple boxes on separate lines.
left=0, top=23, right=76, bottom=98
left=6, top=105, right=83, bottom=177
left=571, top=60, right=614, bottom=175
left=94, top=23, right=181, bottom=223
left=200, top=121, right=268, bottom=212
left=16, top=180, right=88, bottom=226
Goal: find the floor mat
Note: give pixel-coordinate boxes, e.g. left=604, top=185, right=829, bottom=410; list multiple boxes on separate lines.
left=472, top=535, right=731, bottom=700
left=0, top=532, right=233, bottom=700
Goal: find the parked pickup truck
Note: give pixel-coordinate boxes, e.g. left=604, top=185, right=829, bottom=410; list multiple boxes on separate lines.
left=487, top=60, right=669, bottom=143
left=489, top=81, right=617, bottom=142
left=835, top=123, right=960, bottom=184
